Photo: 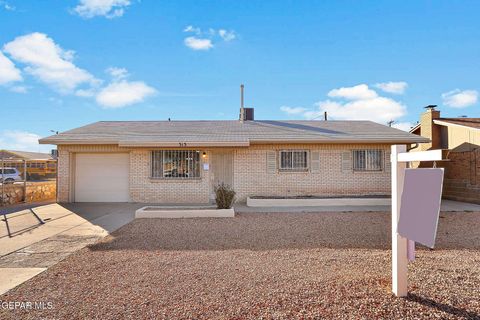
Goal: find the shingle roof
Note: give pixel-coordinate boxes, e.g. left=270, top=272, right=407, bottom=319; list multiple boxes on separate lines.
left=39, top=120, right=428, bottom=146
left=0, top=150, right=54, bottom=160
left=435, top=118, right=480, bottom=129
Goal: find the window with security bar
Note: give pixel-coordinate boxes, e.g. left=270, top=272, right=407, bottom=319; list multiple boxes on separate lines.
left=151, top=150, right=201, bottom=178
left=353, top=150, right=383, bottom=171
left=279, top=150, right=309, bottom=171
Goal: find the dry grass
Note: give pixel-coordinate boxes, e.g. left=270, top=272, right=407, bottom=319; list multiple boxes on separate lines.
left=1, top=211, right=479, bottom=319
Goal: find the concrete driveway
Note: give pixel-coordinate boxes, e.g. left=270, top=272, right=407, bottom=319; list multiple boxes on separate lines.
left=0, top=202, right=138, bottom=294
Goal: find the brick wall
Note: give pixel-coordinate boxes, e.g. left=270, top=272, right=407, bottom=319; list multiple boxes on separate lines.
left=57, top=144, right=392, bottom=204
left=129, top=150, right=210, bottom=203
left=442, top=149, right=480, bottom=204
left=419, top=108, right=441, bottom=150
left=233, top=144, right=391, bottom=202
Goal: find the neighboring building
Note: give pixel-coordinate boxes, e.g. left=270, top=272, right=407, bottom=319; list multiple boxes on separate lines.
left=0, top=150, right=57, bottom=180
left=39, top=109, right=426, bottom=203
left=410, top=106, right=480, bottom=204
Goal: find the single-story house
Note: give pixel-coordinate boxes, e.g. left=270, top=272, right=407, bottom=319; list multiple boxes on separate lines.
left=39, top=109, right=427, bottom=203
left=410, top=105, right=480, bottom=203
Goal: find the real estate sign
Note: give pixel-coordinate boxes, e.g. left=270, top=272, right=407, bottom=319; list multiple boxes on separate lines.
left=397, top=168, right=444, bottom=248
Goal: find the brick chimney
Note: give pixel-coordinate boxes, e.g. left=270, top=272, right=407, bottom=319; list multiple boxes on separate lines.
left=419, top=105, right=441, bottom=150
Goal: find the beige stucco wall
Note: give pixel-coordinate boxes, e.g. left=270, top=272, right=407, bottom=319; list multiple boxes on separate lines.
left=57, top=143, right=392, bottom=204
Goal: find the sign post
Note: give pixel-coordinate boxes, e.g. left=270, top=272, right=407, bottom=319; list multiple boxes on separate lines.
left=391, top=145, right=408, bottom=297
left=391, top=146, right=444, bottom=297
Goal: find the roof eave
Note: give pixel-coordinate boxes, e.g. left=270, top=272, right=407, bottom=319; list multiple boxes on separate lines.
left=118, top=141, right=250, bottom=147
left=40, top=138, right=429, bottom=146
left=409, top=123, right=421, bottom=133
left=39, top=139, right=119, bottom=145
left=249, top=138, right=430, bottom=144
left=433, top=119, right=480, bottom=131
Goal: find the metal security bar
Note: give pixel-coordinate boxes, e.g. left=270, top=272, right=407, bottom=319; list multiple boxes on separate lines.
left=151, top=150, right=201, bottom=179
left=279, top=150, right=309, bottom=171
left=353, top=150, right=383, bottom=171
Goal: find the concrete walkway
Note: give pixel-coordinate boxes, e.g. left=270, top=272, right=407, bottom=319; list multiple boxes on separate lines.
left=0, top=203, right=138, bottom=295
left=235, top=199, right=480, bottom=213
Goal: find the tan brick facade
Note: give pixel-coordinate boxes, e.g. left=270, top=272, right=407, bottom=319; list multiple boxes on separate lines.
left=57, top=143, right=392, bottom=203
left=233, top=144, right=391, bottom=201
left=129, top=150, right=210, bottom=203
left=419, top=108, right=441, bottom=151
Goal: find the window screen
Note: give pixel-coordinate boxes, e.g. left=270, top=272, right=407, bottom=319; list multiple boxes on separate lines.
left=151, top=150, right=201, bottom=178
left=353, top=150, right=383, bottom=171
left=279, top=150, right=309, bottom=171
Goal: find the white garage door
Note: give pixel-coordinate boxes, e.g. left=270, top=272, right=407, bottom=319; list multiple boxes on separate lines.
left=75, top=153, right=130, bottom=202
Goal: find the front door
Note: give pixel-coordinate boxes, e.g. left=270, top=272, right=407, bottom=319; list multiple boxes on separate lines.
left=211, top=151, right=234, bottom=190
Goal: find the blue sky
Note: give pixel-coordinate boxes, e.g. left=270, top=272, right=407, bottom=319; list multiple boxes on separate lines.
left=1, top=0, right=479, bottom=152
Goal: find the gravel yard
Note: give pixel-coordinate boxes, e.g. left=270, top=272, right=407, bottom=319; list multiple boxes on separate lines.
left=1, top=211, right=479, bottom=319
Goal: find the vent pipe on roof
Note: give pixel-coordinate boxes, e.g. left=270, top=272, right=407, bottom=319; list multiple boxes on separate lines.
left=324, top=111, right=327, bottom=121
left=239, top=84, right=254, bottom=121
left=239, top=84, right=245, bottom=123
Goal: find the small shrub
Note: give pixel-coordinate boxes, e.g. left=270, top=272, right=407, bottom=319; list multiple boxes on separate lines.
left=214, top=183, right=236, bottom=209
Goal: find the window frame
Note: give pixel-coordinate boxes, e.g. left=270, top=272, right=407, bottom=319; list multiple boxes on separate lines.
left=278, top=149, right=310, bottom=172
left=151, top=150, right=201, bottom=179
left=352, top=149, right=384, bottom=172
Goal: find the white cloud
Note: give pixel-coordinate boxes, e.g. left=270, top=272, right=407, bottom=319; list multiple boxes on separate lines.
left=3, top=32, right=98, bottom=93
left=0, top=51, right=22, bottom=85
left=0, top=1, right=15, bottom=11
left=442, top=89, right=478, bottom=108
left=106, top=67, right=129, bottom=80
left=392, top=122, right=415, bottom=132
left=0, top=130, right=52, bottom=152
left=96, top=80, right=156, bottom=108
left=183, top=26, right=236, bottom=50
left=73, top=0, right=131, bottom=19
left=280, top=84, right=407, bottom=125
left=375, top=81, right=408, bottom=94
left=9, top=86, right=28, bottom=93
left=183, top=25, right=201, bottom=35
left=75, top=88, right=97, bottom=97
left=280, top=106, right=307, bottom=115
left=218, top=29, right=236, bottom=42
left=316, top=97, right=406, bottom=123
left=184, top=37, right=213, bottom=51
left=327, top=84, right=378, bottom=100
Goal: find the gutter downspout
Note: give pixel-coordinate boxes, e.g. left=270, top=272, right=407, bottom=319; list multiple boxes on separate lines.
left=407, top=143, right=419, bottom=152
left=239, top=84, right=245, bottom=123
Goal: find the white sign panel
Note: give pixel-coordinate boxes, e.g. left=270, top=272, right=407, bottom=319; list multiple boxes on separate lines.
left=397, top=168, right=444, bottom=248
